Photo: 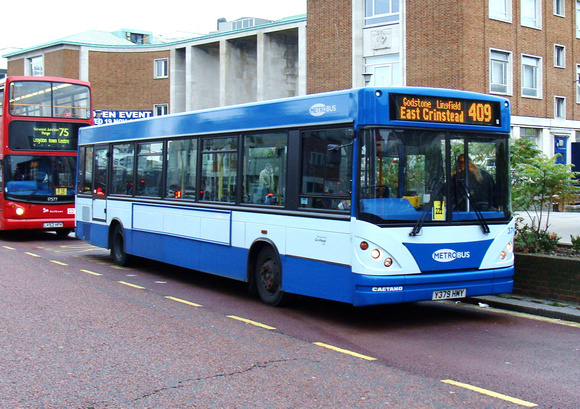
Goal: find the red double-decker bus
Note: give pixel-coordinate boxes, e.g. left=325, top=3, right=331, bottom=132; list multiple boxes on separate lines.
left=0, top=76, right=92, bottom=235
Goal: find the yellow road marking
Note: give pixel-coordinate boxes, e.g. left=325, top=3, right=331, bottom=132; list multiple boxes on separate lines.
left=50, top=260, right=68, bottom=266
left=118, top=281, right=145, bottom=290
left=165, top=296, right=202, bottom=308
left=25, top=252, right=41, bottom=257
left=2, top=246, right=15, bottom=250
left=227, top=315, right=276, bottom=330
left=313, top=342, right=377, bottom=361
left=81, top=269, right=102, bottom=276
left=441, top=379, right=537, bottom=407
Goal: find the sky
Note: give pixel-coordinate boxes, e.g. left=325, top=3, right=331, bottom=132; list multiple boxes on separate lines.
left=0, top=0, right=306, bottom=53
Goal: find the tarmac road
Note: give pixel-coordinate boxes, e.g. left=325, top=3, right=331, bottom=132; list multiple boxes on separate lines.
left=1, top=234, right=534, bottom=409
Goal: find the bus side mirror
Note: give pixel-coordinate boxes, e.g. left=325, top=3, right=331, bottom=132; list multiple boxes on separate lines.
left=327, top=144, right=341, bottom=165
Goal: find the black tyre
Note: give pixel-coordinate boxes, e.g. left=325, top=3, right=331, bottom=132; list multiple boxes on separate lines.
left=111, top=224, right=132, bottom=266
left=55, top=228, right=72, bottom=237
left=255, top=246, right=288, bottom=306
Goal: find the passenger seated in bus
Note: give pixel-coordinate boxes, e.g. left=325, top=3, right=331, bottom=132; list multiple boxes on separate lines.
left=452, top=154, right=495, bottom=210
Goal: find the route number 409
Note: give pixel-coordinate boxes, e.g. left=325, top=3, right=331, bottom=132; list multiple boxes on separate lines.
left=468, top=103, right=492, bottom=123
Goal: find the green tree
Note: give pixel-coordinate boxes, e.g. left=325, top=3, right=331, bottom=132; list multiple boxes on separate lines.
left=511, top=138, right=579, bottom=251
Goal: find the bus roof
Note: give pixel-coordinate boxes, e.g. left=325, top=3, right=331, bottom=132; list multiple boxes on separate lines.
left=79, top=87, right=510, bottom=145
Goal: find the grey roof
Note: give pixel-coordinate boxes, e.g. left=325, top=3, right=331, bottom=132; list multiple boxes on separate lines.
left=3, top=30, right=135, bottom=57
left=2, top=15, right=307, bottom=58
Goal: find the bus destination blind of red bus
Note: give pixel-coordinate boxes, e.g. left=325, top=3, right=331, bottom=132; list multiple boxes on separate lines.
left=389, top=93, right=502, bottom=127
left=9, top=121, right=77, bottom=151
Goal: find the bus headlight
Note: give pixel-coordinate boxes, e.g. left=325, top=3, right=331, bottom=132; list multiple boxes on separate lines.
left=500, top=241, right=514, bottom=260
left=15, top=206, right=25, bottom=216
left=358, top=239, right=397, bottom=269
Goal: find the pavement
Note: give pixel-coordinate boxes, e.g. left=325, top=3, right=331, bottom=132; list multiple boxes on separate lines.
left=467, top=295, right=580, bottom=324
left=463, top=212, right=580, bottom=323
left=516, top=210, right=580, bottom=244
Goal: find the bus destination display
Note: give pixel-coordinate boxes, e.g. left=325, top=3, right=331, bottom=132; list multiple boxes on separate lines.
left=9, top=121, right=78, bottom=151
left=389, top=94, right=502, bottom=126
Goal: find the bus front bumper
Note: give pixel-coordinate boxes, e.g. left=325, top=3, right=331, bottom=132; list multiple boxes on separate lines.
left=352, top=267, right=514, bottom=307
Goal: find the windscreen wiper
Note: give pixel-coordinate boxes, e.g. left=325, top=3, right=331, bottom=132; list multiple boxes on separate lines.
left=459, top=180, right=490, bottom=235
left=409, top=176, right=443, bottom=237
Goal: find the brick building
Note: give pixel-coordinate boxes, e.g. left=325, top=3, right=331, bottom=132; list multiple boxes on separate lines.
left=4, top=18, right=306, bottom=119
left=4, top=1, right=580, bottom=162
left=307, top=0, right=580, bottom=164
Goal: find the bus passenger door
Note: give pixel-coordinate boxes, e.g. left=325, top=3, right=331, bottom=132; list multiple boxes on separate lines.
left=92, top=145, right=109, bottom=222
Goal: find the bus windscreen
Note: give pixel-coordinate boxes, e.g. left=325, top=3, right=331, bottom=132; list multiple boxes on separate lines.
left=9, top=81, right=91, bottom=119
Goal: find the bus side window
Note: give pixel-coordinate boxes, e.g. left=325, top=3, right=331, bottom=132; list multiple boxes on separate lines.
left=93, top=146, right=108, bottom=196
left=300, top=128, right=353, bottom=211
left=111, top=143, right=135, bottom=195
left=200, top=137, right=238, bottom=203
left=242, top=132, right=287, bottom=206
left=136, top=142, right=163, bottom=197
left=167, top=138, right=197, bottom=200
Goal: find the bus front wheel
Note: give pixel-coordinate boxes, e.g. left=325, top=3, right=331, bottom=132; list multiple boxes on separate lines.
left=111, top=224, right=132, bottom=266
left=255, top=246, right=287, bottom=306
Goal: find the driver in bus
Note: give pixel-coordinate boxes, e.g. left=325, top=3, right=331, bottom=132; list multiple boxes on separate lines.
left=452, top=154, right=495, bottom=210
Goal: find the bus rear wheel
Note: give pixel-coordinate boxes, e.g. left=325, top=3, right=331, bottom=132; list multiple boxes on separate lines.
left=111, top=224, right=132, bottom=266
left=255, top=246, right=288, bottom=306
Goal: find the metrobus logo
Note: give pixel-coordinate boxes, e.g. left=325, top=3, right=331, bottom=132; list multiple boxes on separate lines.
left=432, top=249, right=470, bottom=262
left=309, top=103, right=337, bottom=117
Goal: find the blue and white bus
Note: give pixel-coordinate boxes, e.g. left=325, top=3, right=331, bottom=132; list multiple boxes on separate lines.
left=76, top=87, right=514, bottom=306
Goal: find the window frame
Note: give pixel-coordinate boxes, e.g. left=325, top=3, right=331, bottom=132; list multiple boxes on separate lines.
left=154, top=103, right=168, bottom=116
left=576, top=64, right=580, bottom=103
left=521, top=54, right=543, bottom=99
left=577, top=0, right=580, bottom=37
left=555, top=96, right=566, bottom=119
left=364, top=0, right=400, bottom=26
left=554, top=44, right=566, bottom=68
left=27, top=56, right=44, bottom=77
left=554, top=0, right=565, bottom=16
left=489, top=48, right=513, bottom=95
left=521, top=0, right=542, bottom=29
left=489, top=0, right=512, bottom=22
left=154, top=58, right=169, bottom=79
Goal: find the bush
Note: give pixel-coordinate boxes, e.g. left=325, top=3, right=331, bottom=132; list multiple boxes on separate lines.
left=515, top=218, right=560, bottom=253
left=571, top=235, right=580, bottom=251
left=511, top=138, right=579, bottom=253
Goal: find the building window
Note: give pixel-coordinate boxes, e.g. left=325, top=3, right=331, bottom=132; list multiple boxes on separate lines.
left=554, top=45, right=566, bottom=67
left=577, top=1, right=580, bottom=37
left=28, top=56, right=44, bottom=76
left=522, top=55, right=542, bottom=98
left=554, top=0, right=565, bottom=16
left=522, top=0, right=541, bottom=28
left=490, top=0, right=512, bottom=22
left=520, top=128, right=541, bottom=146
left=576, top=65, right=580, bottom=102
left=365, top=0, right=400, bottom=25
left=555, top=96, right=566, bottom=118
left=154, top=104, right=168, bottom=116
left=154, top=58, right=168, bottom=79
left=490, top=49, right=512, bottom=94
